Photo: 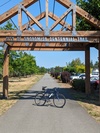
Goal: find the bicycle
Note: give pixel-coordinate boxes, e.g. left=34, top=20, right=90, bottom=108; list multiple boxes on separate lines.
left=35, top=86, right=66, bottom=108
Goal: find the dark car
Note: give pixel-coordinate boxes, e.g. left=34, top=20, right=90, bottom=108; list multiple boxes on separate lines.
left=90, top=76, right=99, bottom=91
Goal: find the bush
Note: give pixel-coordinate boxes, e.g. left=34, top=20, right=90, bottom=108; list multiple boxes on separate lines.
left=54, top=72, right=60, bottom=79
left=57, top=75, right=61, bottom=81
left=71, top=79, right=85, bottom=92
left=50, top=72, right=60, bottom=79
left=50, top=72, right=55, bottom=77
left=61, top=71, right=71, bottom=83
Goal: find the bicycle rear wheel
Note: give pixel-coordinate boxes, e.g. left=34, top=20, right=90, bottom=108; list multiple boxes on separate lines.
left=53, top=93, right=66, bottom=108
left=35, top=92, right=46, bottom=106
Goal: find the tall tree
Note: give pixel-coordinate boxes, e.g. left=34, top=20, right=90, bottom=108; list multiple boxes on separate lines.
left=69, top=58, right=83, bottom=67
left=90, top=60, right=94, bottom=68
left=76, top=0, right=100, bottom=30
left=0, top=20, right=15, bottom=30
left=65, top=58, right=85, bottom=74
left=94, top=61, right=98, bottom=69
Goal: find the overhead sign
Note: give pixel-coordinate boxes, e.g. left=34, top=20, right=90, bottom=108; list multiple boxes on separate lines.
left=5, top=36, right=89, bottom=43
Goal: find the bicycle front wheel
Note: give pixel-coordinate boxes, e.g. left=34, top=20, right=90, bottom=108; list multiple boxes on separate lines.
left=53, top=93, right=66, bottom=108
left=35, top=92, right=46, bottom=106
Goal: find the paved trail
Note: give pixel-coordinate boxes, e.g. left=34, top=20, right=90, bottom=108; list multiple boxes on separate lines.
left=0, top=74, right=100, bottom=133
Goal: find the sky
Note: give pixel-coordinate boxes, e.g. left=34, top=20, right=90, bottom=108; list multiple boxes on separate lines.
left=0, top=0, right=98, bottom=68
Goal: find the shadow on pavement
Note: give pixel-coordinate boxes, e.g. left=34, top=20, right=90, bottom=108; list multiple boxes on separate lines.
left=0, top=86, right=99, bottom=107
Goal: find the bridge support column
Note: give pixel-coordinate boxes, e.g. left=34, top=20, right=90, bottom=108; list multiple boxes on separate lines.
left=85, top=45, right=91, bottom=95
left=3, top=47, right=9, bottom=99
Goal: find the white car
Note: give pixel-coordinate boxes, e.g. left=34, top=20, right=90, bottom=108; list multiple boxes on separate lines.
left=70, top=73, right=85, bottom=80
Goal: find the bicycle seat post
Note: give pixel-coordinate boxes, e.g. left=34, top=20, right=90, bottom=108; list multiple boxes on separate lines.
left=42, top=86, right=47, bottom=90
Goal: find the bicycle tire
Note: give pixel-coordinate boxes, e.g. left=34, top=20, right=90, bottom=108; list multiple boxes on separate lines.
left=35, top=92, right=46, bottom=106
left=53, top=93, right=66, bottom=108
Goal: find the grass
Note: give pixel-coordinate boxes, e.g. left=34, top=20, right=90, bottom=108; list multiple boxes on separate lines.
left=0, top=74, right=43, bottom=116
left=58, top=81, right=100, bottom=123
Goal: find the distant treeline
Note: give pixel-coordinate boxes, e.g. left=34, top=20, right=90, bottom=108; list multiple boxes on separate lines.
left=0, top=50, right=47, bottom=77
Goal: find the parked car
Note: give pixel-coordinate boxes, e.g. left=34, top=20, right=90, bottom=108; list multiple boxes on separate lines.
left=70, top=73, right=85, bottom=80
left=90, top=76, right=99, bottom=91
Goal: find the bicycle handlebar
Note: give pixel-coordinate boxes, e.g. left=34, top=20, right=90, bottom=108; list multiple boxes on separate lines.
left=42, top=86, right=59, bottom=93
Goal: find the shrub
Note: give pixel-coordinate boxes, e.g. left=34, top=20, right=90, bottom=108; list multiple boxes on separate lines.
left=71, top=79, right=85, bottom=92
left=61, top=71, right=71, bottom=83
left=54, top=72, right=60, bottom=79
left=57, top=75, right=61, bottom=81
left=50, top=72, right=55, bottom=77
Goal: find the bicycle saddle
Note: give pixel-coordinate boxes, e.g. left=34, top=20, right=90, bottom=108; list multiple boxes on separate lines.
left=42, top=86, right=47, bottom=90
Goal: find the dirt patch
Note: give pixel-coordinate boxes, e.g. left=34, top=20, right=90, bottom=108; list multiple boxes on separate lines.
left=0, top=75, right=43, bottom=116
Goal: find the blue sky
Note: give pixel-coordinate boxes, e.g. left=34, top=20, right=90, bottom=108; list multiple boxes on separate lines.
left=0, top=0, right=98, bottom=68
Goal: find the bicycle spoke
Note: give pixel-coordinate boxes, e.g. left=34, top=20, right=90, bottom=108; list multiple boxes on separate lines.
left=35, top=93, right=46, bottom=106
left=53, top=94, right=66, bottom=108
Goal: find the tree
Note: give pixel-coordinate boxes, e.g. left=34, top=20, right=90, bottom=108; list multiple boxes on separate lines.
left=90, top=60, right=94, bottom=68
left=39, top=67, right=47, bottom=74
left=65, top=58, right=85, bottom=74
left=76, top=0, right=100, bottom=30
left=75, top=65, right=85, bottom=73
left=0, top=21, right=44, bottom=77
left=0, top=21, right=15, bottom=30
left=68, top=58, right=83, bottom=67
left=55, top=66, right=63, bottom=73
left=94, top=61, right=98, bottom=69
left=63, top=66, right=76, bottom=74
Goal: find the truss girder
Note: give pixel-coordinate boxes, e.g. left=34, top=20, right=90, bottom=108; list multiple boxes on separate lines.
left=0, top=30, right=99, bottom=51
left=22, top=12, right=72, bottom=31
left=50, top=4, right=73, bottom=30
left=21, top=5, right=44, bottom=30
left=0, top=0, right=38, bottom=24
left=56, top=0, right=100, bottom=29
left=22, top=12, right=46, bottom=31
left=48, top=12, right=72, bottom=30
left=0, top=0, right=100, bottom=52
left=0, top=30, right=100, bottom=38
left=0, top=0, right=100, bottom=30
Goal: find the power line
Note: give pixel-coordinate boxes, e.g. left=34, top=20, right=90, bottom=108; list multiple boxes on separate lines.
left=39, top=0, right=42, bottom=14
left=0, top=0, right=12, bottom=8
left=10, top=18, right=18, bottom=29
left=53, top=0, right=56, bottom=15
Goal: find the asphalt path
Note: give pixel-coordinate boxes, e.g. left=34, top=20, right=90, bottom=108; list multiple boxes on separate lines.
left=0, top=73, right=100, bottom=133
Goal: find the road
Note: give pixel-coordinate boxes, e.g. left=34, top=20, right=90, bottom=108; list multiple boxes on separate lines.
left=0, top=73, right=100, bottom=133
